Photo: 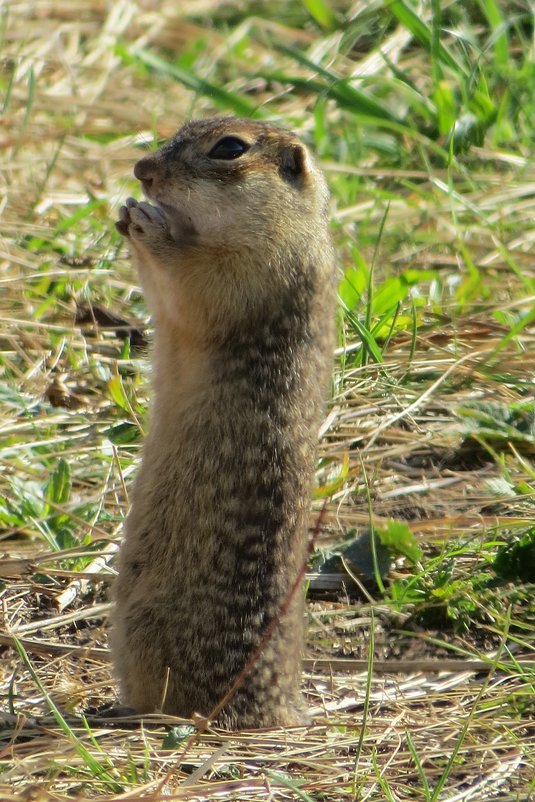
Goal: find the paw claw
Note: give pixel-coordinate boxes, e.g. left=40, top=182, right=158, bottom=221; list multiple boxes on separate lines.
left=115, top=198, right=167, bottom=242
left=116, top=204, right=133, bottom=237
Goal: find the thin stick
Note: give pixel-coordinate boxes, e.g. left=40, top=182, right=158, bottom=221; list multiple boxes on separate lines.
left=0, top=633, right=109, bottom=660
left=55, top=541, right=119, bottom=612
left=302, top=657, right=535, bottom=673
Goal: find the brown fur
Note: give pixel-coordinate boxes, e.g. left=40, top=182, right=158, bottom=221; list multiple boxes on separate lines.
left=112, top=117, right=336, bottom=729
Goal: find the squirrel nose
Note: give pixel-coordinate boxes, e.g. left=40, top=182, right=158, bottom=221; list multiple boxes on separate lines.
left=134, top=157, right=154, bottom=189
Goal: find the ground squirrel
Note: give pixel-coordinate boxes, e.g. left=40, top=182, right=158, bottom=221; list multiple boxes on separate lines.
left=112, top=117, right=336, bottom=729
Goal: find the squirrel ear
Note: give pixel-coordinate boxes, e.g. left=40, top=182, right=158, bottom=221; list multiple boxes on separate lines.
left=279, top=142, right=311, bottom=187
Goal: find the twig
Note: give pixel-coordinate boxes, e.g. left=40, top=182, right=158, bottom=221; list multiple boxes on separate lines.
left=0, top=633, right=109, bottom=660
left=55, top=541, right=118, bottom=612
left=303, top=657, right=535, bottom=673
left=14, top=602, right=111, bottom=635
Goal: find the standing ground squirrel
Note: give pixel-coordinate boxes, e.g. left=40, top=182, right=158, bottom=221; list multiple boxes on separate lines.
left=112, top=117, right=336, bottom=729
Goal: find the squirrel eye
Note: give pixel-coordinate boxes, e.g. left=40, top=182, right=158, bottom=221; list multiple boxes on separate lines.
left=208, top=136, right=249, bottom=160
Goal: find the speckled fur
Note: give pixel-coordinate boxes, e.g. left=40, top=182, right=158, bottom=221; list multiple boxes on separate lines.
left=112, top=117, right=336, bottom=729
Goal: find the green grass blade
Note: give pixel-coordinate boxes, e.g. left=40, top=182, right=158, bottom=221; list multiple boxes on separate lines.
left=487, top=302, right=535, bottom=361
left=477, top=0, right=509, bottom=72
left=430, top=608, right=512, bottom=800
left=347, top=314, right=385, bottom=364
left=389, top=0, right=468, bottom=76
left=301, top=0, right=337, bottom=30
left=352, top=607, right=375, bottom=796
left=131, top=47, right=260, bottom=116
left=406, top=729, right=431, bottom=800
left=30, top=132, right=67, bottom=215
left=13, top=637, right=124, bottom=793
left=0, top=59, right=16, bottom=114
left=271, top=43, right=403, bottom=123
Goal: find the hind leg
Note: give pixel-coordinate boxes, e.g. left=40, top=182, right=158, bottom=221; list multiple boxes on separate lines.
left=111, top=602, right=169, bottom=713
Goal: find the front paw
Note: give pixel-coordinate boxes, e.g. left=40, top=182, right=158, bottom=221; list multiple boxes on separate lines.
left=115, top=198, right=167, bottom=241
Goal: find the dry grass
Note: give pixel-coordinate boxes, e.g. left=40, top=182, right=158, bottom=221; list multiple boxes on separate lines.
left=1, top=1, right=534, bottom=799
